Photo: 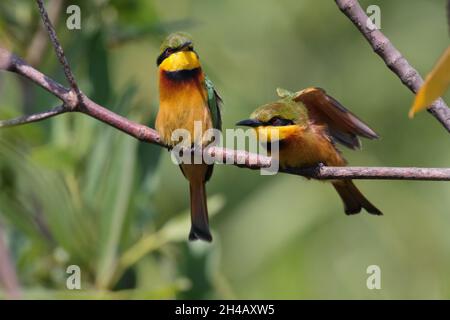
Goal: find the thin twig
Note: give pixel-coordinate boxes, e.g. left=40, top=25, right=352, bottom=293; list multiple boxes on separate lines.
left=335, top=0, right=450, bottom=133
left=0, top=104, right=67, bottom=128
left=27, top=0, right=64, bottom=66
left=35, top=0, right=82, bottom=102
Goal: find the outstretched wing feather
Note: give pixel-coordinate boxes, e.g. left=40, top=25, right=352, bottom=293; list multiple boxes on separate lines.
left=293, top=87, right=378, bottom=149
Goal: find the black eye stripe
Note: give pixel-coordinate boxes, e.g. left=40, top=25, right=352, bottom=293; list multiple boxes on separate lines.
left=156, top=52, right=167, bottom=66
left=267, top=117, right=294, bottom=126
left=156, top=45, right=195, bottom=66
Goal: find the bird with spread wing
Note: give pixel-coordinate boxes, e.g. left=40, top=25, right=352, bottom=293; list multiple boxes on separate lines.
left=237, top=88, right=382, bottom=215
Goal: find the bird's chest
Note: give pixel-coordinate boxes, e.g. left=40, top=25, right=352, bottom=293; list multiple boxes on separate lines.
left=277, top=126, right=344, bottom=168
left=156, top=75, right=212, bottom=145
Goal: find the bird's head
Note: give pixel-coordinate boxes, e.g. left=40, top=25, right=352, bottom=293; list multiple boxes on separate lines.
left=156, top=32, right=200, bottom=72
left=236, top=98, right=307, bottom=142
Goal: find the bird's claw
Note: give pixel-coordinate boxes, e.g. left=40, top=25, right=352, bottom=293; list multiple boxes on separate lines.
left=317, top=162, right=325, bottom=169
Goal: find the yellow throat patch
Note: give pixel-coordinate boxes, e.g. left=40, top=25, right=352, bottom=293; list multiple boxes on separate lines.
left=159, top=51, right=201, bottom=72
left=255, top=125, right=301, bottom=143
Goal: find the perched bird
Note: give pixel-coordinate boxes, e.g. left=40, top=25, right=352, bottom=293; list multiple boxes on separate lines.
left=156, top=32, right=222, bottom=241
left=237, top=88, right=382, bottom=215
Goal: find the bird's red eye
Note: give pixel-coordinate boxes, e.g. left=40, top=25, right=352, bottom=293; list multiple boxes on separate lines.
left=269, top=117, right=294, bottom=126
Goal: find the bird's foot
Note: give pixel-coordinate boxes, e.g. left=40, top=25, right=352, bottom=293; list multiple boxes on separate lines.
left=284, top=163, right=325, bottom=178
left=317, top=162, right=325, bottom=169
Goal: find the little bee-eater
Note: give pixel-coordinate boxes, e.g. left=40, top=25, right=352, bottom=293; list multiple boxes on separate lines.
left=237, top=88, right=382, bottom=215
left=156, top=32, right=222, bottom=242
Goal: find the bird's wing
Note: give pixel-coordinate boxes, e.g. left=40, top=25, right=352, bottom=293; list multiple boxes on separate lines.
left=205, top=76, right=222, bottom=130
left=293, top=87, right=379, bottom=150
left=204, top=76, right=222, bottom=182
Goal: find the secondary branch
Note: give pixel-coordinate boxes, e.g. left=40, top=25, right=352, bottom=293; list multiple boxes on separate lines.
left=335, top=0, right=450, bottom=132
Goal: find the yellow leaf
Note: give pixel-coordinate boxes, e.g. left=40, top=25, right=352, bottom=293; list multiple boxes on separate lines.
left=409, top=46, right=450, bottom=118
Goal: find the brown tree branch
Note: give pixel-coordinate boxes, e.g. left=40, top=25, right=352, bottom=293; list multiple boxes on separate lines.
left=0, top=1, right=449, bottom=182
left=335, top=0, right=450, bottom=133
left=0, top=48, right=71, bottom=103
left=0, top=46, right=163, bottom=144
left=283, top=166, right=450, bottom=181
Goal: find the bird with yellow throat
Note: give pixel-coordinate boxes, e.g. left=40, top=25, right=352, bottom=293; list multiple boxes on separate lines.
left=237, top=88, right=382, bottom=215
left=156, top=32, right=222, bottom=242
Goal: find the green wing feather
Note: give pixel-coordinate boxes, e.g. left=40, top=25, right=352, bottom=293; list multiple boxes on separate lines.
left=205, top=76, right=222, bottom=130
left=204, top=76, right=222, bottom=182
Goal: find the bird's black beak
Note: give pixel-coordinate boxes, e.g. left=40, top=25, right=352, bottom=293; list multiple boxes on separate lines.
left=236, top=119, right=263, bottom=127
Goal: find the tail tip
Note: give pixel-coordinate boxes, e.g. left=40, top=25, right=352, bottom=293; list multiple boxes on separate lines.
left=189, top=228, right=213, bottom=242
left=367, top=207, right=383, bottom=216
left=345, top=207, right=383, bottom=216
left=345, top=208, right=362, bottom=215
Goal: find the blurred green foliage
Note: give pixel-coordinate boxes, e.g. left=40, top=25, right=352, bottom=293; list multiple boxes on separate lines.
left=1, top=0, right=450, bottom=299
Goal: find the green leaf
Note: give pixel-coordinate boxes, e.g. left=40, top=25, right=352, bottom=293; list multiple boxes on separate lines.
left=95, top=133, right=138, bottom=289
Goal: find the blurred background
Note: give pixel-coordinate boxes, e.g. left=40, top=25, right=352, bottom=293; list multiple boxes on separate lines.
left=0, top=0, right=449, bottom=299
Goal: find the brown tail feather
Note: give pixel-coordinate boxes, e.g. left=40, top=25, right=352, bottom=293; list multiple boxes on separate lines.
left=332, top=180, right=382, bottom=215
left=188, top=180, right=212, bottom=242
